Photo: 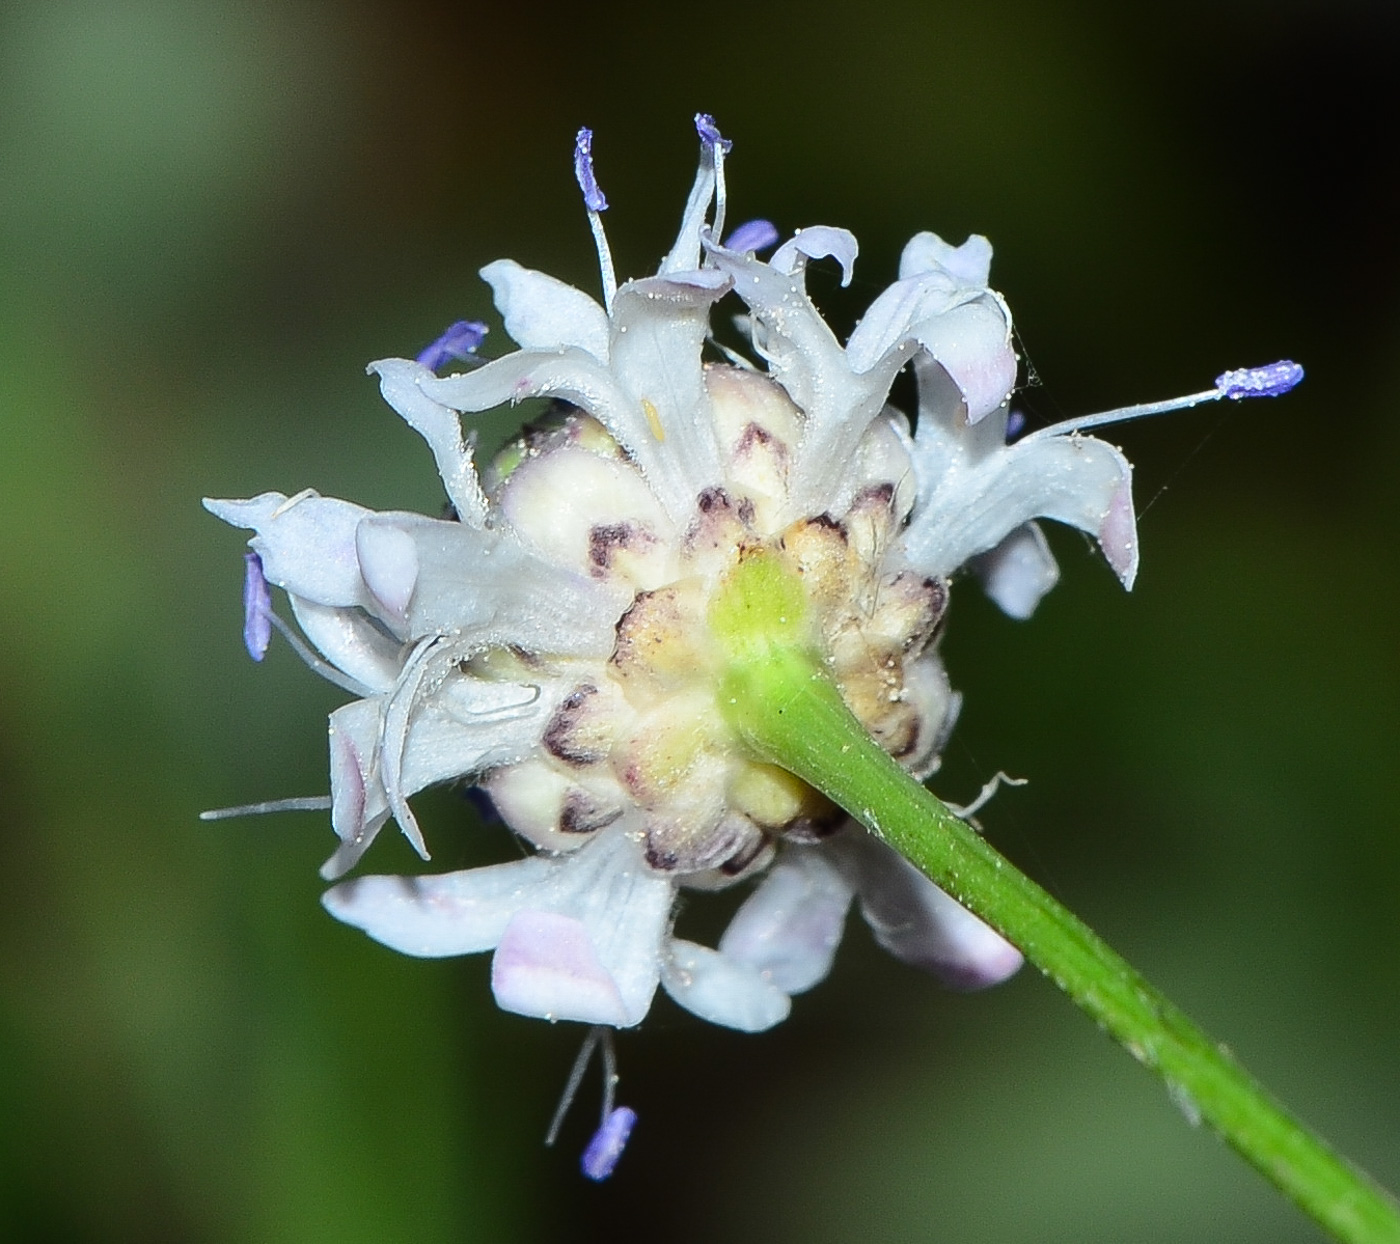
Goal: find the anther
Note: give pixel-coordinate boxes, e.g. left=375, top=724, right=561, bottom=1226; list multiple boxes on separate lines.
left=724, top=219, right=779, bottom=254
left=243, top=551, right=272, bottom=661
left=416, top=320, right=488, bottom=372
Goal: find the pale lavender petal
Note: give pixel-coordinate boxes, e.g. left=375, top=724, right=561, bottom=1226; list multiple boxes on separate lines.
left=492, top=910, right=631, bottom=1026
left=416, top=319, right=487, bottom=371
left=898, top=231, right=994, bottom=285
left=355, top=517, right=419, bottom=622
left=723, top=219, right=779, bottom=253
left=770, top=226, right=858, bottom=287
left=660, top=939, right=791, bottom=1032
left=324, top=854, right=554, bottom=955
left=847, top=278, right=1016, bottom=424
left=581, top=1107, right=637, bottom=1181
left=323, top=699, right=391, bottom=879
left=1215, top=359, right=1304, bottom=400
left=205, top=493, right=370, bottom=608
left=971, top=521, right=1061, bottom=620
left=573, top=128, right=608, bottom=212
left=829, top=832, right=1023, bottom=990
left=242, top=551, right=272, bottom=661
left=717, top=847, right=854, bottom=994
left=480, top=259, right=609, bottom=361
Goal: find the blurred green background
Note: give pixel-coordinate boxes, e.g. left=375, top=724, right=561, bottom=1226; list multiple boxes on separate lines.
left=1, top=1, right=1396, bottom=1240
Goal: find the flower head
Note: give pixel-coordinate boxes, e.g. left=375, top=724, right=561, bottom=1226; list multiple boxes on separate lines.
left=205, top=119, right=1300, bottom=1139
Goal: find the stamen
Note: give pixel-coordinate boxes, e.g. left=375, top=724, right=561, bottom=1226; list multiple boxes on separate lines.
left=723, top=218, right=779, bottom=254
left=573, top=128, right=617, bottom=312
left=265, top=610, right=374, bottom=697
left=546, top=1027, right=602, bottom=1147
left=416, top=320, right=488, bottom=372
left=581, top=1107, right=636, bottom=1182
left=545, top=1026, right=631, bottom=1179
left=1215, top=359, right=1304, bottom=400
left=695, top=113, right=731, bottom=245
left=1020, top=360, right=1305, bottom=444
left=243, top=551, right=272, bottom=661
left=379, top=635, right=446, bottom=861
left=200, top=796, right=332, bottom=821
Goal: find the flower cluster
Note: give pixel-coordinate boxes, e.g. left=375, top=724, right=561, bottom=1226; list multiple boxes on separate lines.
left=205, top=116, right=1299, bottom=1171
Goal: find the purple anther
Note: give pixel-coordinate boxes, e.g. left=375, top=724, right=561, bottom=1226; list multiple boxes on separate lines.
left=415, top=319, right=488, bottom=372
left=580, top=1106, right=636, bottom=1181
left=723, top=219, right=780, bottom=253
left=573, top=128, right=608, bottom=212
left=242, top=551, right=272, bottom=662
left=1004, top=409, right=1026, bottom=441
left=694, top=113, right=733, bottom=154
left=1214, top=360, right=1305, bottom=400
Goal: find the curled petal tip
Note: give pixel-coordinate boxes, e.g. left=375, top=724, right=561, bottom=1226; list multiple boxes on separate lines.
left=1214, top=360, right=1304, bottom=400
left=242, top=551, right=272, bottom=661
left=415, top=320, right=488, bottom=372
left=573, top=128, right=608, bottom=213
left=581, top=1106, right=637, bottom=1181
left=694, top=112, right=732, bottom=154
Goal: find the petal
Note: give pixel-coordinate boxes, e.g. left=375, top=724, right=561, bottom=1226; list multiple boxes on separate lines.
left=288, top=595, right=402, bottom=692
left=660, top=939, right=792, bottom=1032
left=389, top=514, right=625, bottom=658
left=480, top=259, right=610, bottom=362
left=717, top=846, right=854, bottom=994
left=706, top=244, right=901, bottom=519
left=898, top=231, right=993, bottom=285
left=901, top=431, right=1136, bottom=587
left=323, top=853, right=555, bottom=955
left=605, top=273, right=731, bottom=520
left=770, top=225, right=858, bottom=287
left=492, top=910, right=631, bottom=1026
left=970, top=521, right=1061, bottom=620
left=324, top=697, right=391, bottom=879
left=370, top=359, right=489, bottom=525
left=204, top=492, right=370, bottom=608
left=846, top=275, right=1015, bottom=425
left=355, top=517, right=419, bottom=622
left=829, top=831, right=1023, bottom=990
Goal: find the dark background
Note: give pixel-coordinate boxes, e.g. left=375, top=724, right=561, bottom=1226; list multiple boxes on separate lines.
left=1, top=1, right=1397, bottom=1240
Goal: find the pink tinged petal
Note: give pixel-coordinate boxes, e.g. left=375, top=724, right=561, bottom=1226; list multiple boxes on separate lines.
left=660, top=939, right=792, bottom=1032
left=1099, top=480, right=1139, bottom=589
left=323, top=854, right=555, bottom=955
left=898, top=231, right=994, bottom=285
left=971, top=521, right=1061, bottom=620
left=492, top=910, right=631, bottom=1026
left=370, top=359, right=488, bottom=525
left=323, top=698, right=392, bottom=879
left=770, top=225, right=859, bottom=287
left=479, top=259, right=610, bottom=362
left=832, top=832, right=1023, bottom=990
left=204, top=492, right=370, bottom=607
left=717, top=847, right=854, bottom=994
left=355, top=518, right=419, bottom=621
left=288, top=595, right=402, bottom=693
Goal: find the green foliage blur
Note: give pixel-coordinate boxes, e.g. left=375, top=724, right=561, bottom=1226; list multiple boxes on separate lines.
left=1, top=1, right=1396, bottom=1240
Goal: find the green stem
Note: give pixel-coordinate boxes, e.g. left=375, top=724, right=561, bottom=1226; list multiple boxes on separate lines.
left=711, top=553, right=1400, bottom=1244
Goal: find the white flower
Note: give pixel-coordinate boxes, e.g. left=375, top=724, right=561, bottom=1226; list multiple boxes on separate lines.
left=205, top=117, right=1300, bottom=1040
